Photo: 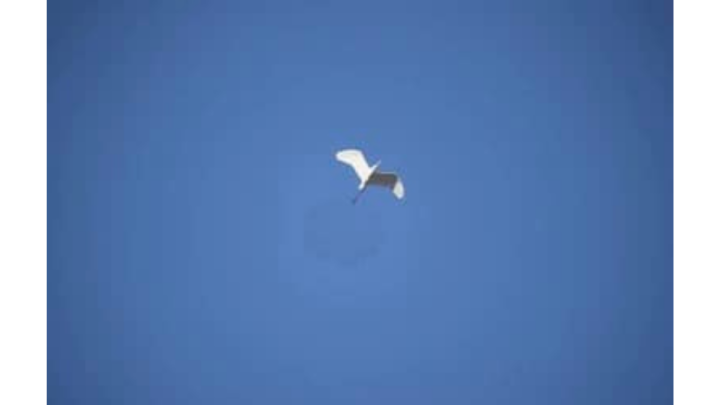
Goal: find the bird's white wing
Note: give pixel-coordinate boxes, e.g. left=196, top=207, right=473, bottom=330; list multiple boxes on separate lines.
left=366, top=172, right=405, bottom=200
left=336, top=149, right=372, bottom=182
left=392, top=177, right=405, bottom=199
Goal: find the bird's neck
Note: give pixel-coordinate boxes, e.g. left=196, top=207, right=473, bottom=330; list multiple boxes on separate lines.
left=359, top=162, right=381, bottom=190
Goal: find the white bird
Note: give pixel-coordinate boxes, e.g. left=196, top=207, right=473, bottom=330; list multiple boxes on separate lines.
left=336, top=149, right=405, bottom=203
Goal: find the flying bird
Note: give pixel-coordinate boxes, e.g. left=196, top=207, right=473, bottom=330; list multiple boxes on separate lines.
left=336, top=149, right=405, bottom=203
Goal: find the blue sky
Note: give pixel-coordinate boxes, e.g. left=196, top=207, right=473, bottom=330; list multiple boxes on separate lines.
left=49, top=1, right=673, bottom=404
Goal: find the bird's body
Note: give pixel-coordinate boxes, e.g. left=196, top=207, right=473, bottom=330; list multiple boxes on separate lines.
left=336, top=149, right=405, bottom=203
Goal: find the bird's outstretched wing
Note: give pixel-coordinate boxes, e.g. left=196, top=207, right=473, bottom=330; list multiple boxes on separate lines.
left=367, top=172, right=405, bottom=199
left=336, top=149, right=372, bottom=182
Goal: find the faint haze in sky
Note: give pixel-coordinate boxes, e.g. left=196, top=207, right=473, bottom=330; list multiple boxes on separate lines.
left=303, top=199, right=386, bottom=267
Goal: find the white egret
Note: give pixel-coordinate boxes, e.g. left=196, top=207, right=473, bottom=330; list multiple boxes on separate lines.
left=336, top=149, right=405, bottom=203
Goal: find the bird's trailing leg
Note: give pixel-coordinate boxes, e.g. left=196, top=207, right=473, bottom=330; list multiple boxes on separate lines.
left=352, top=186, right=367, bottom=204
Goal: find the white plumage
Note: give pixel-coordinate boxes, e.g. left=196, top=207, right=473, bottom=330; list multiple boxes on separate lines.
left=336, top=149, right=405, bottom=203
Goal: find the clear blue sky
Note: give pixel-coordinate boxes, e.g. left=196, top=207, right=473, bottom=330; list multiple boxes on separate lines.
left=49, top=1, right=673, bottom=404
